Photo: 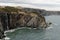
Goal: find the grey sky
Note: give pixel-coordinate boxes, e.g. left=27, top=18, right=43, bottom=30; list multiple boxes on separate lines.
left=0, top=0, right=29, bottom=3
left=0, top=0, right=60, bottom=4
left=0, top=0, right=60, bottom=11
left=0, top=0, right=60, bottom=7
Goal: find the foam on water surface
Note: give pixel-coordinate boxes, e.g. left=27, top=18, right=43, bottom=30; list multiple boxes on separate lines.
left=4, top=37, right=10, bottom=40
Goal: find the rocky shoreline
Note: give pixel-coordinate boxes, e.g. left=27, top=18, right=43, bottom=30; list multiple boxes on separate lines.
left=0, top=6, right=53, bottom=39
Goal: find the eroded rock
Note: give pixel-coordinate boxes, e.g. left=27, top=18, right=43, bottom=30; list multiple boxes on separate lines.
left=0, top=6, right=49, bottom=39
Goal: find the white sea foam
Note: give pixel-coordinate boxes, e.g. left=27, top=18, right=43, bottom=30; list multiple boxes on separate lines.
left=4, top=27, right=38, bottom=33
left=46, top=23, right=53, bottom=30
left=46, top=26, right=53, bottom=30
left=4, top=37, right=10, bottom=40
left=4, top=27, right=27, bottom=33
left=28, top=27, right=39, bottom=29
left=0, top=37, right=10, bottom=40
left=4, top=29, right=16, bottom=33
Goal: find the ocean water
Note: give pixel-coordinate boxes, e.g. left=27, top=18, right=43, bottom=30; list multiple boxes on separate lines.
left=4, top=15, right=60, bottom=40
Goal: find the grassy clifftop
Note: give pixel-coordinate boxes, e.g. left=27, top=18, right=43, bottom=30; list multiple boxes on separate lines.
left=0, top=6, right=45, bottom=15
left=0, top=6, right=60, bottom=16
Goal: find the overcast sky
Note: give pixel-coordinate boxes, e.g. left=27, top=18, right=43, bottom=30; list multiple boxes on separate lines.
left=0, top=0, right=60, bottom=11
left=0, top=0, right=60, bottom=4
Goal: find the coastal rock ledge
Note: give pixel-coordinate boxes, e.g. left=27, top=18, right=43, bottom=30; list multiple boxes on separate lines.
left=0, top=6, right=49, bottom=39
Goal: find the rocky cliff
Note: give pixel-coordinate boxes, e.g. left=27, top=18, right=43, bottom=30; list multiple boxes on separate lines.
left=0, top=6, right=49, bottom=39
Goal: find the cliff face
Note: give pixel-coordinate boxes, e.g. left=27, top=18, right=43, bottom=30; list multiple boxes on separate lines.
left=0, top=6, right=47, bottom=39
left=0, top=12, right=8, bottom=39
left=0, top=6, right=60, bottom=39
left=8, top=12, right=47, bottom=29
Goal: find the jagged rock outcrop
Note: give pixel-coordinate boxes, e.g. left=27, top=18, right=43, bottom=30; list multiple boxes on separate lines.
left=7, top=12, right=47, bottom=29
left=0, top=6, right=48, bottom=39
left=0, top=12, right=7, bottom=39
